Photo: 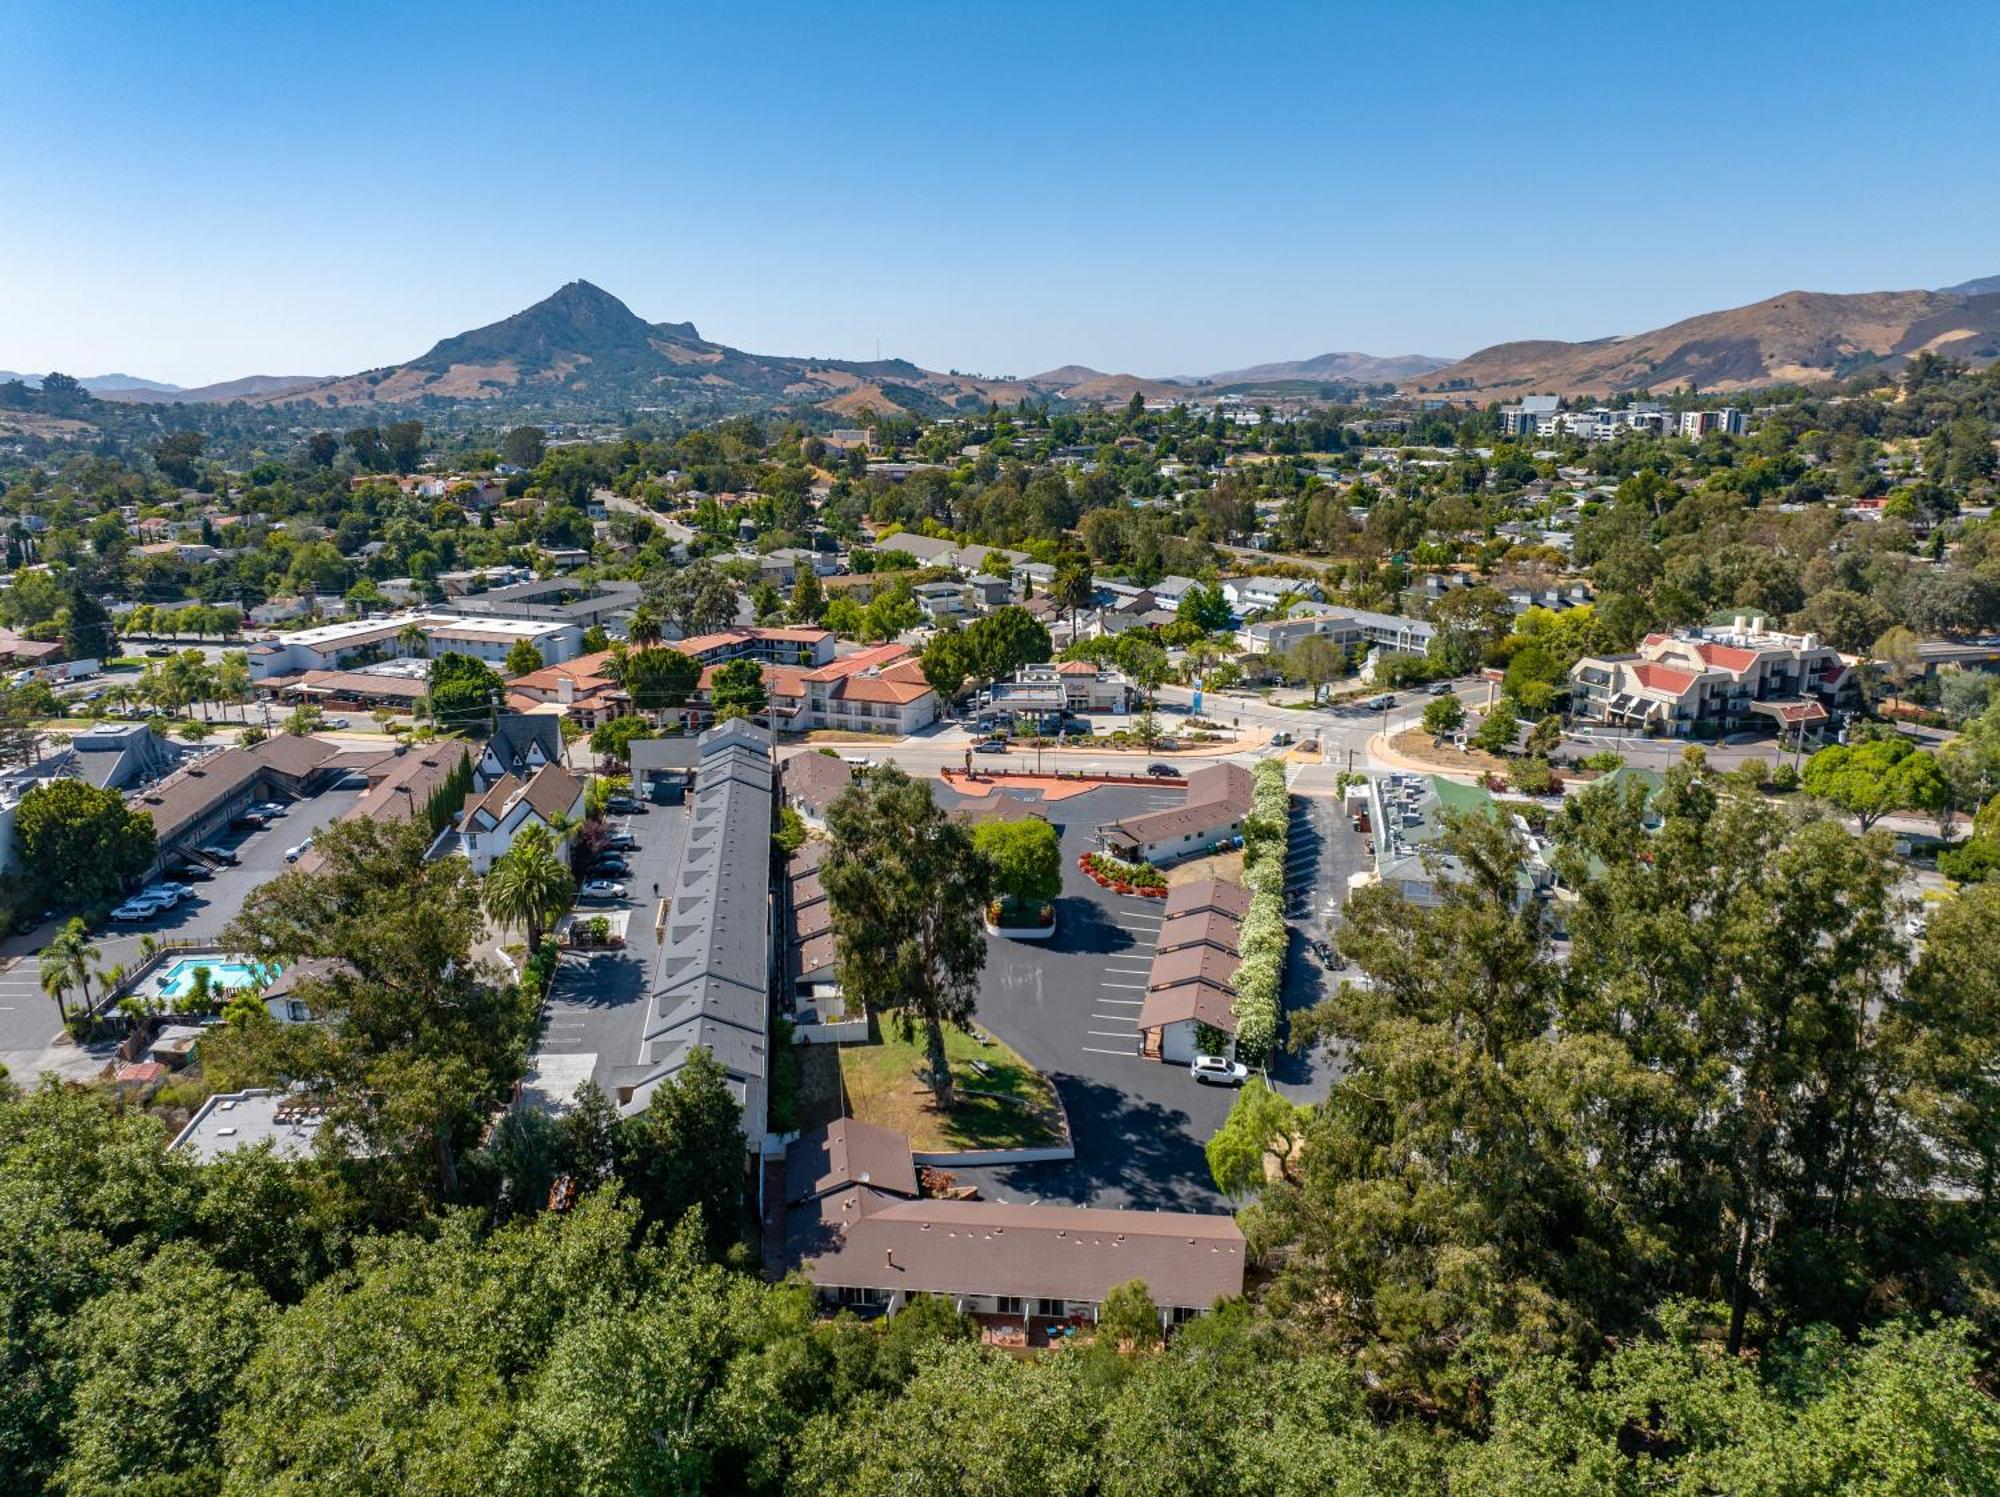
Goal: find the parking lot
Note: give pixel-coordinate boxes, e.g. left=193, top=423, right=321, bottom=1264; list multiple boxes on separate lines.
left=943, top=779, right=1338, bottom=1212
left=0, top=776, right=369, bottom=1078
left=521, top=805, right=682, bottom=1109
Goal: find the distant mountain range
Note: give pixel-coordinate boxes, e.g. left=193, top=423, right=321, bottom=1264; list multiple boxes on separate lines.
left=12, top=272, right=2000, bottom=422
left=1411, top=279, right=2000, bottom=398
left=0, top=370, right=325, bottom=403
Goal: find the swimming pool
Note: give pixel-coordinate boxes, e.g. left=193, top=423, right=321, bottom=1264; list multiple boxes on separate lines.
left=156, top=958, right=279, bottom=1001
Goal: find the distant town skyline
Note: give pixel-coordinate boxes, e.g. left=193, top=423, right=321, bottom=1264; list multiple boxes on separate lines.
left=3, top=0, right=1997, bottom=385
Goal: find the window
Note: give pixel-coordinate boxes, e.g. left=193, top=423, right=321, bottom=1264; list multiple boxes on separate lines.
left=995, top=1296, right=1024, bottom=1316
left=836, top=1286, right=885, bottom=1308
left=1035, top=1298, right=1065, bottom=1318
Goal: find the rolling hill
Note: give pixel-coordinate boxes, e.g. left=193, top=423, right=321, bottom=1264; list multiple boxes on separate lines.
left=1195, top=350, right=1453, bottom=385
left=1412, top=281, right=2000, bottom=398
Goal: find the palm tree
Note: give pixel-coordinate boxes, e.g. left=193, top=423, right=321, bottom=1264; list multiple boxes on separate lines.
left=483, top=823, right=576, bottom=955
left=215, top=651, right=252, bottom=722
left=626, top=605, right=664, bottom=651
left=1051, top=557, right=1095, bottom=647
left=398, top=622, right=429, bottom=660
left=39, top=917, right=101, bottom=1027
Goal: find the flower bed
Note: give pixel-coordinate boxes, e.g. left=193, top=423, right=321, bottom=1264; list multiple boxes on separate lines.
left=1079, top=851, right=1168, bottom=898
left=985, top=898, right=1057, bottom=938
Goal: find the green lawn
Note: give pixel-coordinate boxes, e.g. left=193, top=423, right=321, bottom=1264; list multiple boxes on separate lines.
left=837, top=1011, right=1064, bottom=1153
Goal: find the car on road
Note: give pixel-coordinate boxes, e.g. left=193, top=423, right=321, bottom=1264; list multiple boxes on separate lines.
left=197, top=844, right=239, bottom=865
left=143, top=645, right=173, bottom=658
left=109, top=896, right=169, bottom=922
left=1426, top=681, right=1455, bottom=696
left=1146, top=762, right=1182, bottom=778
left=579, top=879, right=628, bottom=902
left=325, top=716, right=350, bottom=729
left=972, top=738, right=1008, bottom=754
left=284, top=838, right=314, bottom=863
left=1363, top=694, right=1396, bottom=711
left=1190, top=1054, right=1251, bottom=1086
left=1271, top=730, right=1294, bottom=747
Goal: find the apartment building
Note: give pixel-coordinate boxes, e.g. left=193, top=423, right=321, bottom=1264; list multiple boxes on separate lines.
left=1236, top=604, right=1436, bottom=657
left=1570, top=616, right=1856, bottom=738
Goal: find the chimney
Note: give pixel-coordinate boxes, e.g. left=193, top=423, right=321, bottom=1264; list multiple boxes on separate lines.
left=883, top=1248, right=896, bottom=1269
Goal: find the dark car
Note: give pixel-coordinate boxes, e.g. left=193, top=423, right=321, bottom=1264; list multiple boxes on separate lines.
left=197, top=844, right=240, bottom=865
left=1146, top=763, right=1183, bottom=778
left=592, top=858, right=632, bottom=878
left=604, top=795, right=641, bottom=814
left=232, top=813, right=268, bottom=830
left=171, top=861, right=214, bottom=882
left=143, top=645, right=173, bottom=658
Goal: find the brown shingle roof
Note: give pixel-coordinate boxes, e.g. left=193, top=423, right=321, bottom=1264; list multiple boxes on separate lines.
left=1103, top=763, right=1253, bottom=849
left=1135, top=979, right=1238, bottom=1034
left=781, top=752, right=853, bottom=817
left=1156, top=908, right=1242, bottom=954
left=786, top=1188, right=1244, bottom=1311
left=1162, top=878, right=1252, bottom=920
left=1147, top=944, right=1238, bottom=994
left=785, top=1120, right=918, bottom=1202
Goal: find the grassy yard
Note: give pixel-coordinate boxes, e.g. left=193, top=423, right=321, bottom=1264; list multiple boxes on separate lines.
left=838, top=1011, right=1064, bottom=1153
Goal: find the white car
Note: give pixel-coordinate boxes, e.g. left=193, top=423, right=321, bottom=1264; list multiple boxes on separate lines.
left=284, top=839, right=314, bottom=863
left=1189, top=1054, right=1251, bottom=1086
left=109, top=897, right=168, bottom=922
left=579, top=879, right=629, bottom=901
left=253, top=801, right=288, bottom=818
left=141, top=882, right=192, bottom=904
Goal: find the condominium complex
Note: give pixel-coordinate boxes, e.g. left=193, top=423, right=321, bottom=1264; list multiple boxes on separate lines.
left=1570, top=616, right=1857, bottom=737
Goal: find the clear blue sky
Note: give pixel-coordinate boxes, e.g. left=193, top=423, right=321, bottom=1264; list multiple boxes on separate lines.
left=3, top=0, right=1996, bottom=386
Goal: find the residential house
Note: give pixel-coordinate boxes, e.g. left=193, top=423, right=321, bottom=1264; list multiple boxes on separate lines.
left=478, top=713, right=566, bottom=786
left=459, top=762, right=586, bottom=874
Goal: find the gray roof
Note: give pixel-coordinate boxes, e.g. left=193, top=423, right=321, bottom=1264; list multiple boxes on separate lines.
left=484, top=713, right=563, bottom=777
left=169, top=1088, right=329, bottom=1163
left=627, top=720, right=774, bottom=1138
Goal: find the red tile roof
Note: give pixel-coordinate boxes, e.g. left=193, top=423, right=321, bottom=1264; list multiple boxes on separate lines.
left=1629, top=662, right=1699, bottom=694
left=1693, top=641, right=1760, bottom=671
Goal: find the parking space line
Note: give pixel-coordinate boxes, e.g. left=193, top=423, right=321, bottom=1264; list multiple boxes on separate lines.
left=1080, top=1045, right=1138, bottom=1058
left=1095, top=997, right=1144, bottom=1006
left=1102, top=980, right=1147, bottom=989
left=1086, top=1028, right=1134, bottom=1037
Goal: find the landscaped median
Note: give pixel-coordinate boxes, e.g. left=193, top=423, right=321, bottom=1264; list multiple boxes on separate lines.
left=1230, top=760, right=1292, bottom=1061
left=836, top=1010, right=1069, bottom=1159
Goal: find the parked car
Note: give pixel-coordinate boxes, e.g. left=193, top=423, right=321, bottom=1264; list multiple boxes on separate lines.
left=1426, top=681, right=1455, bottom=696
left=170, top=860, right=212, bottom=881
left=1271, top=730, right=1294, bottom=747
left=284, top=838, right=314, bottom=863
left=142, top=882, right=192, bottom=905
left=1190, top=1055, right=1251, bottom=1086
left=972, top=738, right=1008, bottom=755
left=605, top=794, right=640, bottom=814
left=197, top=844, right=239, bottom=865
left=233, top=812, right=269, bottom=830
left=602, top=831, right=638, bottom=851
left=252, top=800, right=288, bottom=818
left=110, top=898, right=167, bottom=923
left=591, top=857, right=632, bottom=878
left=1146, top=763, right=1183, bottom=778
left=579, top=879, right=628, bottom=901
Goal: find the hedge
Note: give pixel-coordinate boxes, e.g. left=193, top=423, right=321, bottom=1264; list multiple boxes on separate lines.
left=1231, top=760, right=1292, bottom=1061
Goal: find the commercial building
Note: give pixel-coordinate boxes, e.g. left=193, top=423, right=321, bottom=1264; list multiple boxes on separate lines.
left=1361, top=773, right=1553, bottom=908
left=247, top=612, right=584, bottom=683
left=129, top=735, right=345, bottom=869
left=1569, top=616, right=1856, bottom=738
left=1099, top=763, right=1254, bottom=867
left=1236, top=604, right=1435, bottom=657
